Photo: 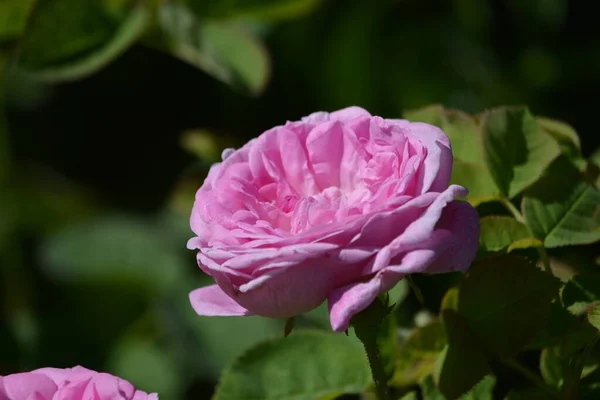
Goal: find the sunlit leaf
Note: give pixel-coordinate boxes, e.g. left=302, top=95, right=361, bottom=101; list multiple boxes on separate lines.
left=537, top=116, right=581, bottom=154
left=522, top=156, right=600, bottom=248
left=213, top=330, right=371, bottom=400
left=459, top=375, right=495, bottom=400
left=440, top=287, right=459, bottom=312
left=390, top=321, right=446, bottom=387
left=587, top=301, right=600, bottom=331
left=478, top=216, right=534, bottom=254
left=434, top=310, right=490, bottom=399
left=481, top=107, right=560, bottom=198
left=562, top=273, right=600, bottom=316
left=459, top=256, right=561, bottom=356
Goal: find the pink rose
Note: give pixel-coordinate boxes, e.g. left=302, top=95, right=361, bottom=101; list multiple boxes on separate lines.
left=187, top=106, right=479, bottom=331
left=0, top=366, right=157, bottom=400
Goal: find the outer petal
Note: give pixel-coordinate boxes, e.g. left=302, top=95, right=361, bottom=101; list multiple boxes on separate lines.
left=1, top=373, right=57, bottom=400
left=328, top=199, right=479, bottom=332
left=189, top=285, right=252, bottom=316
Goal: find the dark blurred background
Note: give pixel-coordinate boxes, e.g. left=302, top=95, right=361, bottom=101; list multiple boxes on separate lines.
left=1, top=0, right=599, bottom=398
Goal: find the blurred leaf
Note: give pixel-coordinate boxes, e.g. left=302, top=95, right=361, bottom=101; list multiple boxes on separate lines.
left=17, top=1, right=147, bottom=82
left=158, top=3, right=270, bottom=95
left=0, top=102, right=8, bottom=183
left=481, top=107, right=561, bottom=198
left=390, top=320, right=446, bottom=387
left=478, top=216, right=535, bottom=254
left=180, top=129, right=223, bottom=162
left=591, top=148, right=600, bottom=169
left=40, top=216, right=186, bottom=293
left=505, top=387, right=550, bottom=399
left=389, top=279, right=410, bottom=307
left=399, top=392, right=418, bottom=400
left=187, top=312, right=281, bottom=377
left=405, top=105, right=500, bottom=205
left=440, top=287, right=459, bottom=312
left=522, top=156, right=600, bottom=248
left=459, top=256, right=561, bottom=357
left=587, top=301, right=600, bottom=331
left=459, top=375, right=495, bottom=400
left=107, top=339, right=181, bottom=397
left=419, top=375, right=445, bottom=400
left=0, top=0, right=35, bottom=41
left=213, top=330, right=371, bottom=400
left=540, top=347, right=563, bottom=387
left=189, top=0, right=322, bottom=21
left=434, top=310, right=490, bottom=399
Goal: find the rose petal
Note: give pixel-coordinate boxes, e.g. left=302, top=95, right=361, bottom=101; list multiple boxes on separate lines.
left=1, top=373, right=57, bottom=400
left=189, top=285, right=253, bottom=316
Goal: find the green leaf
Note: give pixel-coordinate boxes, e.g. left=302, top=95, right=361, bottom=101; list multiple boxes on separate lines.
left=478, top=216, right=535, bottom=254
left=481, top=107, right=561, bottom=198
left=388, top=279, right=410, bottom=307
left=0, top=0, right=35, bottom=41
left=390, top=321, right=447, bottom=387
left=540, top=347, right=563, bottom=387
left=213, top=330, right=371, bottom=400
left=562, top=273, right=600, bottom=316
left=404, top=105, right=500, bottom=205
left=587, top=301, right=600, bottom=331
left=188, top=0, right=322, bottom=21
left=440, top=287, right=459, bottom=312
left=458, top=256, right=561, bottom=357
left=590, top=148, right=600, bottom=169
left=459, top=375, right=496, bottom=400
left=505, top=388, right=550, bottom=400
left=434, top=310, right=490, bottom=399
left=40, top=216, right=186, bottom=293
left=158, top=3, right=270, bottom=95
left=16, top=1, right=147, bottom=82
left=522, top=156, right=600, bottom=248
left=420, top=375, right=445, bottom=400
left=107, top=339, right=182, bottom=398
left=450, top=160, right=500, bottom=206
left=399, top=392, right=418, bottom=400
left=0, top=101, right=9, bottom=184
left=537, top=116, right=581, bottom=154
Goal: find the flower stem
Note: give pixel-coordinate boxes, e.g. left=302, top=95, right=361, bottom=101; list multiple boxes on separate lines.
left=356, top=330, right=391, bottom=400
left=352, top=299, right=391, bottom=400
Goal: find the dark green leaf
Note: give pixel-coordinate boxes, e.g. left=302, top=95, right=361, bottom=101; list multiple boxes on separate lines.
left=158, top=3, right=270, bottom=95
left=390, top=321, right=446, bottom=387
left=562, top=273, right=600, bottom=316
left=505, top=388, right=550, bottom=399
left=434, top=310, right=490, bottom=399
left=459, top=256, right=561, bottom=356
left=522, top=156, right=600, bottom=248
left=481, top=107, right=560, bottom=198
left=540, top=347, right=563, bottom=387
left=213, top=330, right=371, bottom=400
left=17, top=1, right=147, bottom=81
left=478, top=216, right=536, bottom=254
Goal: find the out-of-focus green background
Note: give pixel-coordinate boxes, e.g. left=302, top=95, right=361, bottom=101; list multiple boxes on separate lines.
left=0, top=0, right=599, bottom=398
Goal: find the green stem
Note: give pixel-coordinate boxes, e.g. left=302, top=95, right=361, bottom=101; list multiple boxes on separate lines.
left=352, top=299, right=392, bottom=400
left=500, top=197, right=552, bottom=273
left=356, top=331, right=391, bottom=400
left=501, top=358, right=560, bottom=399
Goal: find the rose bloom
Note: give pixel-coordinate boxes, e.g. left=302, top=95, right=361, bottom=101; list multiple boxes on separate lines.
left=187, top=106, right=479, bottom=331
left=0, top=366, right=157, bottom=400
